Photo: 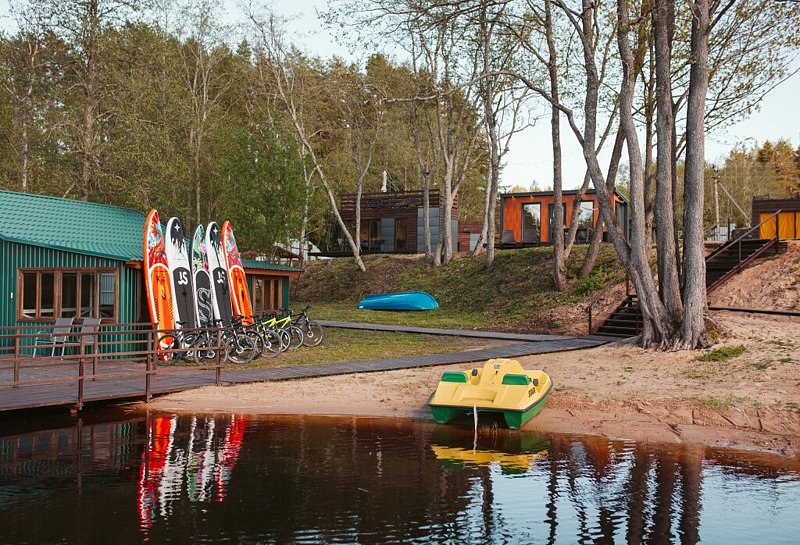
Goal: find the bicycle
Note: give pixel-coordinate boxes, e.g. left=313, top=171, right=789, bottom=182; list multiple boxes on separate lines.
left=191, top=318, right=256, bottom=365
left=156, top=321, right=199, bottom=364
left=243, top=315, right=284, bottom=358
left=289, top=306, right=324, bottom=347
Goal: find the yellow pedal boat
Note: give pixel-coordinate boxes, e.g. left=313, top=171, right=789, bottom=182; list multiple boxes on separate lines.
left=429, top=358, right=552, bottom=429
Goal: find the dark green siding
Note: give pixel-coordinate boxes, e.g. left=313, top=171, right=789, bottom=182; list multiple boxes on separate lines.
left=245, top=274, right=293, bottom=311
left=0, top=240, right=140, bottom=328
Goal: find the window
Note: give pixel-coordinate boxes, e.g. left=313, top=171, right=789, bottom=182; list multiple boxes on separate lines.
left=359, top=219, right=381, bottom=252
left=395, top=218, right=407, bottom=251
left=250, top=276, right=284, bottom=314
left=522, top=203, right=541, bottom=243
left=17, top=269, right=118, bottom=322
left=577, top=201, right=594, bottom=230
left=547, top=203, right=567, bottom=242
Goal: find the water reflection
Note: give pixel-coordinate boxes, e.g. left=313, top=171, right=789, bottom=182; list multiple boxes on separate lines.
left=137, top=415, right=247, bottom=530
left=0, top=411, right=798, bottom=544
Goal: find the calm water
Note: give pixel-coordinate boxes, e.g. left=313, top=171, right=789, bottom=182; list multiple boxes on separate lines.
left=1, top=411, right=799, bottom=544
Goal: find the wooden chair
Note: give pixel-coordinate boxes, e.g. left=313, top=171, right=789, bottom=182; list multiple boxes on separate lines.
left=32, top=317, right=75, bottom=357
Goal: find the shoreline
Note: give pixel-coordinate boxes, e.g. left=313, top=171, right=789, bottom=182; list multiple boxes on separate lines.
left=141, top=311, right=800, bottom=458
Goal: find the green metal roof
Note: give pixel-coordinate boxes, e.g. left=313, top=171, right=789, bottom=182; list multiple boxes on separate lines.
left=242, top=258, right=303, bottom=273
left=0, top=190, right=146, bottom=261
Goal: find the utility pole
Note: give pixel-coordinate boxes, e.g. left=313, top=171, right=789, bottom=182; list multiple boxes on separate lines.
left=713, top=166, right=720, bottom=240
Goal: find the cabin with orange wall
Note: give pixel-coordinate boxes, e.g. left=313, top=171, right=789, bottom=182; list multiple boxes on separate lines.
left=499, top=189, right=629, bottom=244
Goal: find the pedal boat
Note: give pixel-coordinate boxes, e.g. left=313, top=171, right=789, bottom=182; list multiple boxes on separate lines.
left=429, top=358, right=552, bottom=429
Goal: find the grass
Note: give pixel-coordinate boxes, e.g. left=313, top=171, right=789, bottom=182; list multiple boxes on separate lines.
left=682, top=365, right=715, bottom=379
left=293, top=245, right=625, bottom=331
left=698, top=395, right=742, bottom=410
left=696, top=345, right=746, bottom=362
left=234, top=329, right=502, bottom=369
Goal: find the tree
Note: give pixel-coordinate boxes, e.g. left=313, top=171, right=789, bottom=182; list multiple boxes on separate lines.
left=31, top=0, right=142, bottom=201
left=245, top=9, right=367, bottom=271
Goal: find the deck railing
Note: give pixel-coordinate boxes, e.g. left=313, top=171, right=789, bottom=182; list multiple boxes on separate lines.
left=705, top=209, right=781, bottom=291
left=0, top=322, right=228, bottom=411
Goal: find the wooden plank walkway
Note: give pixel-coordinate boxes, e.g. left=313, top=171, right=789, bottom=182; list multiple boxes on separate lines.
left=0, top=336, right=611, bottom=413
left=318, top=320, right=619, bottom=343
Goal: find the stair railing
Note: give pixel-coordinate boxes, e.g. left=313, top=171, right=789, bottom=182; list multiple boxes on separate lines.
left=705, top=209, right=781, bottom=264
left=706, top=209, right=781, bottom=292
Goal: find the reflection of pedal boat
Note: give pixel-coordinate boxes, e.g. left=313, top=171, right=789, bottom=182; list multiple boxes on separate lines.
left=431, top=445, right=546, bottom=471
left=429, top=358, right=553, bottom=429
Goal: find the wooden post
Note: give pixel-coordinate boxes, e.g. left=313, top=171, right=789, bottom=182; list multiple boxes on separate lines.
left=77, top=332, right=85, bottom=411
left=588, top=306, right=593, bottom=335
left=13, top=326, right=20, bottom=388
left=146, top=324, right=155, bottom=403
left=215, top=327, right=222, bottom=386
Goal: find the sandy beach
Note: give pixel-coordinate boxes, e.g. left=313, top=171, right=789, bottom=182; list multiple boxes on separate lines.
left=142, top=311, right=800, bottom=457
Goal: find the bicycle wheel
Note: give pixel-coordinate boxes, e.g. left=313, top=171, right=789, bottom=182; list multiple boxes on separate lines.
left=247, top=330, right=264, bottom=359
left=262, top=330, right=282, bottom=358
left=225, top=333, right=256, bottom=364
left=288, top=325, right=304, bottom=350
left=156, top=333, right=176, bottom=364
left=301, top=321, right=324, bottom=347
left=277, top=329, right=291, bottom=353
left=191, top=334, right=216, bottom=365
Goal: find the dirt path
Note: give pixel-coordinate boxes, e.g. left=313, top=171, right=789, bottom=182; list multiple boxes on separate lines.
left=142, top=312, right=800, bottom=457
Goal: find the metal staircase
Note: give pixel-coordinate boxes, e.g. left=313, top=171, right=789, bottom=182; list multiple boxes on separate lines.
left=596, top=211, right=787, bottom=338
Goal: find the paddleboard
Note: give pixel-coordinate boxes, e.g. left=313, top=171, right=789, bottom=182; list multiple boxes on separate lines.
left=165, top=217, right=196, bottom=330
left=190, top=224, right=215, bottom=328
left=221, top=221, right=254, bottom=325
left=206, top=221, right=234, bottom=325
left=143, top=209, right=175, bottom=357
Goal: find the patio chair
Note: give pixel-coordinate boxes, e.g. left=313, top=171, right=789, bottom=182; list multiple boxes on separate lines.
left=32, top=317, right=75, bottom=357
left=77, top=317, right=102, bottom=354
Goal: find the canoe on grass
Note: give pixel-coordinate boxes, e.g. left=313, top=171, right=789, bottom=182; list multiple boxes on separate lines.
left=357, top=291, right=439, bottom=311
left=429, top=358, right=552, bottom=429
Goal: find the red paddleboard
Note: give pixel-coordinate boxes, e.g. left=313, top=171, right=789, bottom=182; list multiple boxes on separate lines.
left=143, top=209, right=175, bottom=359
left=221, top=221, right=253, bottom=325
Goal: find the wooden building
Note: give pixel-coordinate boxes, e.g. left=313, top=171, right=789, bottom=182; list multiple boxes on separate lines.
left=752, top=195, right=800, bottom=239
left=0, top=190, right=301, bottom=331
left=499, top=189, right=629, bottom=245
left=336, top=190, right=459, bottom=254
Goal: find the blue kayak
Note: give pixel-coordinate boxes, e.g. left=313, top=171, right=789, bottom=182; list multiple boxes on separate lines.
left=357, top=291, right=439, bottom=311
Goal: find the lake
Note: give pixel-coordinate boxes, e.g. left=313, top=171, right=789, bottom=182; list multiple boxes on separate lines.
left=1, top=410, right=798, bottom=544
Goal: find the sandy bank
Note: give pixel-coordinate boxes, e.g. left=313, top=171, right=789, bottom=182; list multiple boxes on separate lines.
left=142, top=312, right=800, bottom=457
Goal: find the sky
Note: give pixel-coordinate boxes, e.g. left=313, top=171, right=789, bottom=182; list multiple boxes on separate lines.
left=1, top=0, right=798, bottom=190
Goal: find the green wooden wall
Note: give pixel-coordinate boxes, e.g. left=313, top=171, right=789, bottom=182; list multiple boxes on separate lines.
left=0, top=240, right=141, bottom=328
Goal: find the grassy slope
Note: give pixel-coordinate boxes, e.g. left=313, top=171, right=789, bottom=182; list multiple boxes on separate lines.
left=236, top=330, right=503, bottom=369
left=292, top=244, right=625, bottom=332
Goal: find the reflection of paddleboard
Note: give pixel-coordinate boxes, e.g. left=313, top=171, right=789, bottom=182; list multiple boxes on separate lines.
left=165, top=218, right=196, bottom=329
left=191, top=225, right=214, bottom=328
left=206, top=222, right=233, bottom=325
left=143, top=209, right=175, bottom=355
left=221, top=221, right=253, bottom=325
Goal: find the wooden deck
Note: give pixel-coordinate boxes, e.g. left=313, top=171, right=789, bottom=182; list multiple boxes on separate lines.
left=0, top=335, right=611, bottom=413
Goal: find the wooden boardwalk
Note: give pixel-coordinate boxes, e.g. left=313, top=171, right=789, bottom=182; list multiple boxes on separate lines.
left=317, top=320, right=614, bottom=342
left=0, top=335, right=612, bottom=413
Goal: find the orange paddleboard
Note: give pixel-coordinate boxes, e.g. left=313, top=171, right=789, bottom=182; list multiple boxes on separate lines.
left=143, top=209, right=175, bottom=359
left=221, top=221, right=253, bottom=325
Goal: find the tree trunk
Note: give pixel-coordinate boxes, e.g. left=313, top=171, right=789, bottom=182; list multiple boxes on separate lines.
left=679, top=0, right=711, bottom=348
left=423, top=180, right=432, bottom=259
left=547, top=0, right=567, bottom=291
left=80, top=0, right=99, bottom=202
left=20, top=104, right=29, bottom=191
left=579, top=128, right=626, bottom=278
left=653, top=0, right=683, bottom=320
left=618, top=0, right=672, bottom=346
